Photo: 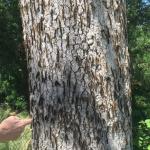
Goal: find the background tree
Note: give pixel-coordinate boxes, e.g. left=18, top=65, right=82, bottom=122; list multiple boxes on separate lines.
left=20, top=0, right=132, bottom=150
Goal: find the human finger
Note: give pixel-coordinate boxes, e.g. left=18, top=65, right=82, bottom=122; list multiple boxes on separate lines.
left=20, top=118, right=32, bottom=126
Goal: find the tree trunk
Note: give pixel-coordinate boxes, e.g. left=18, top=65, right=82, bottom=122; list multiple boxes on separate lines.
left=20, top=0, right=132, bottom=149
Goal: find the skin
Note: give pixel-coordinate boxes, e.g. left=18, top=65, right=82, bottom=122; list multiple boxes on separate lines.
left=0, top=116, right=32, bottom=142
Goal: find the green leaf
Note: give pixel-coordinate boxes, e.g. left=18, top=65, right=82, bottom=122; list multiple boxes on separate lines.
left=145, top=119, right=150, bottom=128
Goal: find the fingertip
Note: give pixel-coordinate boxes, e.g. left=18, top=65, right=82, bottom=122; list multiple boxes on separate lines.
left=22, top=118, right=32, bottom=126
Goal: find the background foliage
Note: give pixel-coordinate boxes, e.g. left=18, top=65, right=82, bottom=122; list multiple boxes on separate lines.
left=0, top=0, right=149, bottom=149
left=0, top=0, right=28, bottom=111
left=128, top=0, right=150, bottom=149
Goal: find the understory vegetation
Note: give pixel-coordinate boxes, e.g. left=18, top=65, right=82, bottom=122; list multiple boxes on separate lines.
left=0, top=0, right=149, bottom=149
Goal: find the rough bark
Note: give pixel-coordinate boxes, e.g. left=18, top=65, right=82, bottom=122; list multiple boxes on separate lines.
left=20, top=0, right=132, bottom=149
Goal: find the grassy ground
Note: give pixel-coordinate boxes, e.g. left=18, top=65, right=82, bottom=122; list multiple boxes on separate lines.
left=0, top=106, right=31, bottom=150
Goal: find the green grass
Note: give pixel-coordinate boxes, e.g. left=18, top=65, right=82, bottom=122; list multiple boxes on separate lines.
left=0, top=105, right=31, bottom=150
